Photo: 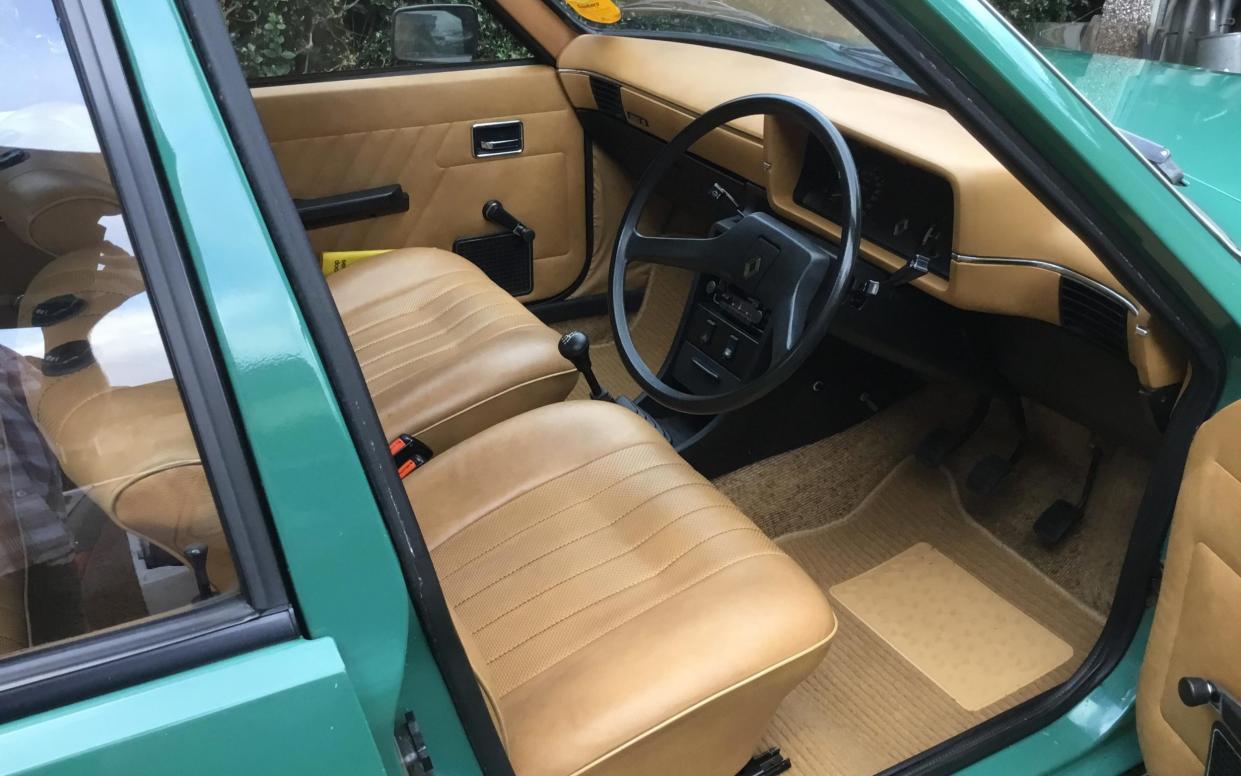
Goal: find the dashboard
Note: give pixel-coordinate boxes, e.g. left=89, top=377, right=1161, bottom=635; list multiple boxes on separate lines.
left=794, top=138, right=954, bottom=278
left=556, top=34, right=1186, bottom=392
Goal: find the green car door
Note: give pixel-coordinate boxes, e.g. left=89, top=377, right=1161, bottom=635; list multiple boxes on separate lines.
left=0, top=1, right=481, bottom=774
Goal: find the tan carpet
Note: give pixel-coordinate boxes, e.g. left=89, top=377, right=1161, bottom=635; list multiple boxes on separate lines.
left=715, top=384, right=973, bottom=537
left=946, top=402, right=1150, bottom=614
left=763, top=459, right=1104, bottom=776
left=557, top=264, right=693, bottom=401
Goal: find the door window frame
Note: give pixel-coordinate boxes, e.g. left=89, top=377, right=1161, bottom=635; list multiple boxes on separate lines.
left=237, top=0, right=552, bottom=87
left=177, top=0, right=517, bottom=772
left=0, top=0, right=296, bottom=724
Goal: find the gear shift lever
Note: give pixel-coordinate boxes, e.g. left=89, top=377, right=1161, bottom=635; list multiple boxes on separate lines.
left=559, top=331, right=611, bottom=401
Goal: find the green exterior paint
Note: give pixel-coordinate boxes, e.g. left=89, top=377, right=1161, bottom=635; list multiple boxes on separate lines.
left=2, top=640, right=384, bottom=774
left=1042, top=47, right=1241, bottom=243
left=106, top=2, right=483, bottom=774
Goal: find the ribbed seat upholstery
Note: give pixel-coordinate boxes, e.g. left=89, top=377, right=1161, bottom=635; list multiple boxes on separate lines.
left=329, top=248, right=576, bottom=452
left=408, top=400, right=836, bottom=776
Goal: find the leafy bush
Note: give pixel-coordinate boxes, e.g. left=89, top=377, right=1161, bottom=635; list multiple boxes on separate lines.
left=221, top=0, right=530, bottom=80
left=988, top=0, right=1098, bottom=30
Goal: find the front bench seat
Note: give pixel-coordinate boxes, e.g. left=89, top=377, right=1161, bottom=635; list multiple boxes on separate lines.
left=17, top=245, right=575, bottom=591
left=329, top=247, right=576, bottom=452
left=407, top=400, right=836, bottom=776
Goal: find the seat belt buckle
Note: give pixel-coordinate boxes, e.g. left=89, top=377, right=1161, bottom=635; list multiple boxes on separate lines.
left=390, top=434, right=433, bottom=479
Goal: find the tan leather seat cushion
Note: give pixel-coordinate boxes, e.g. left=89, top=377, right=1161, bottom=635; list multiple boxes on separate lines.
left=408, top=400, right=836, bottom=776
left=330, top=248, right=575, bottom=453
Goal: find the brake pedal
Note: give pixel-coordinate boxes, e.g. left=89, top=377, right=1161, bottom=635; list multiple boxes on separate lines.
left=967, top=454, right=1012, bottom=495
left=736, top=748, right=791, bottom=776
left=916, top=394, right=991, bottom=467
left=1035, top=443, right=1104, bottom=547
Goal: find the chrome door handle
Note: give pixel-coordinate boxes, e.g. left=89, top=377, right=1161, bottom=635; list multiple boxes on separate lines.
left=473, top=120, right=523, bottom=158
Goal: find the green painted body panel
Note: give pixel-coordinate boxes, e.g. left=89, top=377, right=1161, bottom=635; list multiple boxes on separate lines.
left=78, top=2, right=482, bottom=774
left=1, top=640, right=383, bottom=774
left=1041, top=47, right=1241, bottom=242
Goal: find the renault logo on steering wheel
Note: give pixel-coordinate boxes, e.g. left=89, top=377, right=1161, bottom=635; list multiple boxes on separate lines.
left=743, top=255, right=764, bottom=279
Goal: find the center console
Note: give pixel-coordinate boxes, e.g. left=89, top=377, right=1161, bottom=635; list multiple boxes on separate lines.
left=669, top=277, right=772, bottom=395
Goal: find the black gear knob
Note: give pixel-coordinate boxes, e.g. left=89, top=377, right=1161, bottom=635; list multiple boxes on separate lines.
left=558, top=330, right=609, bottom=401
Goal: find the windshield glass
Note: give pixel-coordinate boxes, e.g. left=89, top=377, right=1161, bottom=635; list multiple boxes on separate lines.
left=993, top=1, right=1241, bottom=245
left=549, top=0, right=915, bottom=86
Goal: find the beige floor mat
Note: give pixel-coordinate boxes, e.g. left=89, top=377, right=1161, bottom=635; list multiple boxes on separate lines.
left=556, top=264, right=693, bottom=401
left=830, top=542, right=1073, bottom=711
left=763, top=458, right=1103, bottom=776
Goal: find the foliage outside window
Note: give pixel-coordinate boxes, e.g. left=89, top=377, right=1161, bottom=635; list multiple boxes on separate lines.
left=221, top=0, right=532, bottom=80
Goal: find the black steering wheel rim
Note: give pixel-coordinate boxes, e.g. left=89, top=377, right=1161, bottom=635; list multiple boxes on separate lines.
left=608, top=93, right=861, bottom=416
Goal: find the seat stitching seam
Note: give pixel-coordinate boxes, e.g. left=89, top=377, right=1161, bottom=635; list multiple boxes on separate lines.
left=350, top=288, right=498, bottom=350
left=344, top=278, right=490, bottom=338
left=342, top=270, right=478, bottom=333
left=440, top=459, right=691, bottom=580
left=484, top=527, right=768, bottom=660
left=368, top=323, right=544, bottom=392
left=491, top=548, right=784, bottom=695
left=464, top=500, right=741, bottom=626
left=425, top=441, right=661, bottom=551
left=357, top=303, right=526, bottom=368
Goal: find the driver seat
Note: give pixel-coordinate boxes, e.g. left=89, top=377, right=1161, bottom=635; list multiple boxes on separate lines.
left=406, top=400, right=836, bottom=776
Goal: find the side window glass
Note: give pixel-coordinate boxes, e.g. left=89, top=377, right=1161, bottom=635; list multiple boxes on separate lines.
left=0, top=3, right=237, bottom=659
left=222, top=0, right=533, bottom=81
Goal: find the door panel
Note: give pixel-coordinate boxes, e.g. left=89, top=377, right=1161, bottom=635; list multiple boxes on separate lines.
left=1138, top=399, right=1241, bottom=773
left=252, top=65, right=587, bottom=302
left=1, top=639, right=386, bottom=774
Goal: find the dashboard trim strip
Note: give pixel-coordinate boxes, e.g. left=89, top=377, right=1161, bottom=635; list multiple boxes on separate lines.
left=952, top=253, right=1140, bottom=316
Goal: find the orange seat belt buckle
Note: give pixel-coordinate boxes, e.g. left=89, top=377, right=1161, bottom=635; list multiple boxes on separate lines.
left=390, top=434, right=433, bottom=479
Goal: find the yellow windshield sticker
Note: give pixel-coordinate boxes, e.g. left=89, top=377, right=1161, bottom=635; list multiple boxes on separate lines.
left=565, top=0, right=621, bottom=24
left=321, top=249, right=392, bottom=276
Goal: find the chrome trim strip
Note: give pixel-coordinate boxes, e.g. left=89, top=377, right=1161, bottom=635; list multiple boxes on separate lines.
left=952, top=253, right=1140, bottom=315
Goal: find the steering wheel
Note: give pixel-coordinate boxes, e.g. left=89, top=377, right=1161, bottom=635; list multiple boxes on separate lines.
left=609, top=94, right=861, bottom=416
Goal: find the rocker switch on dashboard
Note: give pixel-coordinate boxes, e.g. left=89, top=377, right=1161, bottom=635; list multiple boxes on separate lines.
left=699, top=319, right=717, bottom=346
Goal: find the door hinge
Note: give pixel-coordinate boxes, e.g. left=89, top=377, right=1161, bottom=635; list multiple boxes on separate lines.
left=395, top=711, right=435, bottom=776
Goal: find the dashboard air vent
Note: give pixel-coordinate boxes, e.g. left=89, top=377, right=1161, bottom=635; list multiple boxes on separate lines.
left=1059, top=277, right=1128, bottom=356
left=590, top=77, right=625, bottom=121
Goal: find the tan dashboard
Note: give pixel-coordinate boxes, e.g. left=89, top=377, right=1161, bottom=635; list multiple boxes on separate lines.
left=556, top=35, right=1185, bottom=390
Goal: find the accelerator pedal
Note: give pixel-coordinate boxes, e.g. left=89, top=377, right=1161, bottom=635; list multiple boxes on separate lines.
left=1034, top=443, right=1104, bottom=546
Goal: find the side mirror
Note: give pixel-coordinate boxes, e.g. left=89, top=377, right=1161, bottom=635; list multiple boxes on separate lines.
left=392, top=4, right=480, bottom=65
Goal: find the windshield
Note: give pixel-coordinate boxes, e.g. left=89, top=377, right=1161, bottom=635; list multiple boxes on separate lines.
left=549, top=0, right=916, bottom=87
left=996, top=1, right=1241, bottom=246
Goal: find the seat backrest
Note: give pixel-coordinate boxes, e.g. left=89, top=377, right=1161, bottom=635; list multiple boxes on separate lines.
left=17, top=246, right=235, bottom=591
left=0, top=149, right=120, bottom=256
